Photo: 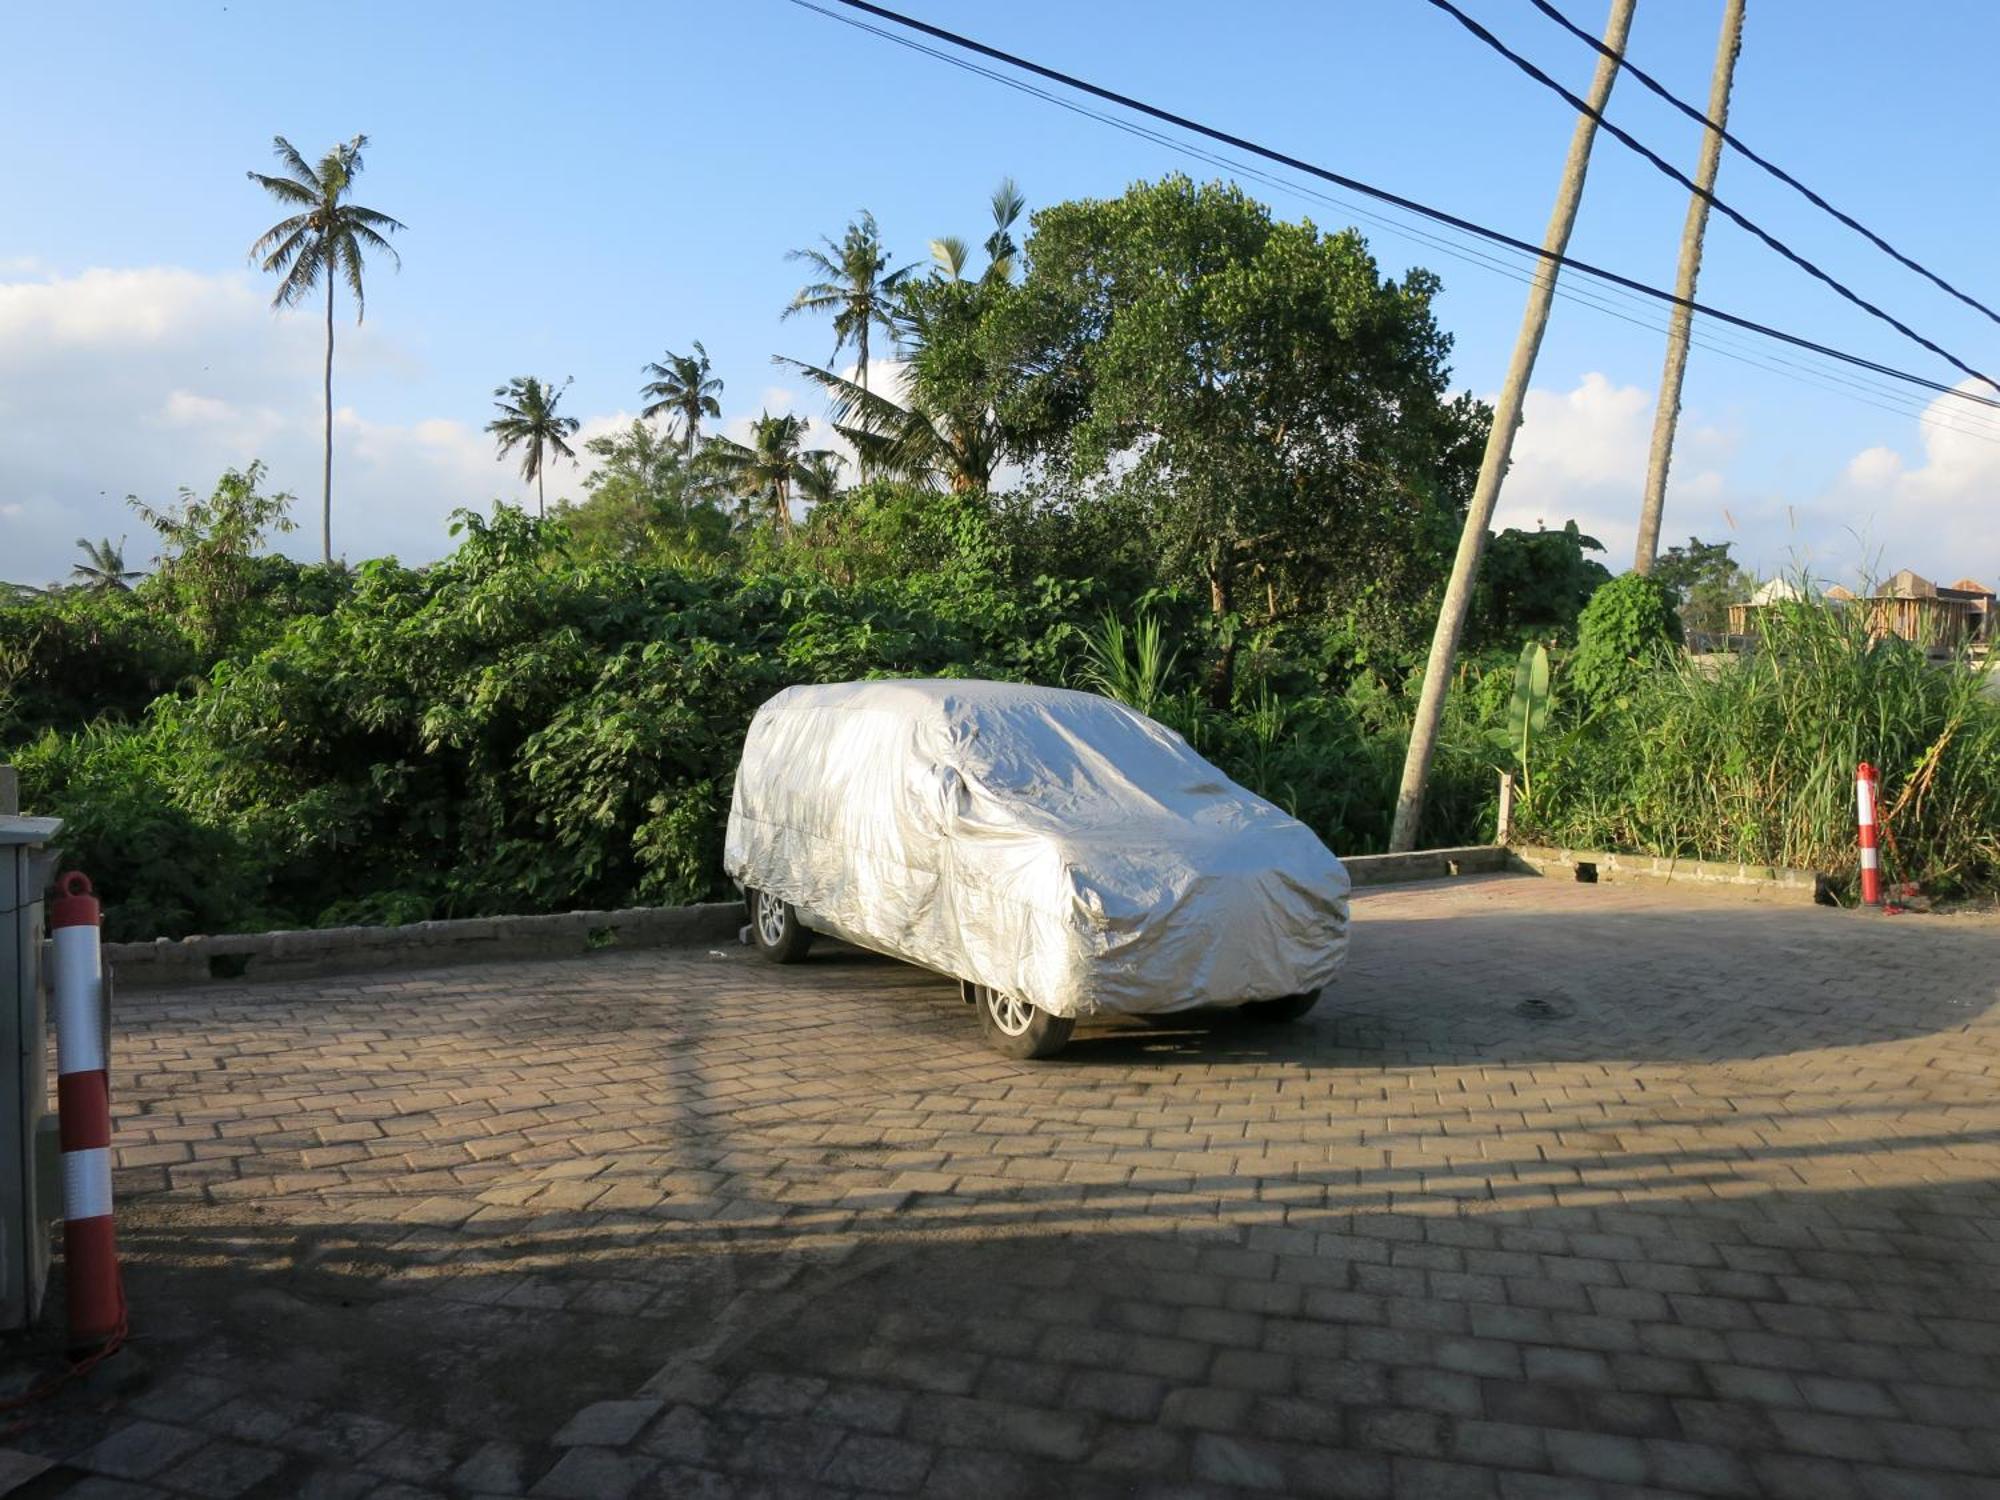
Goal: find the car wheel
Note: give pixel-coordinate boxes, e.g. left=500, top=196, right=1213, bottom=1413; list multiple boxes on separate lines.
left=1244, top=988, right=1321, bottom=1024
left=746, top=888, right=814, bottom=964
left=972, top=983, right=1074, bottom=1059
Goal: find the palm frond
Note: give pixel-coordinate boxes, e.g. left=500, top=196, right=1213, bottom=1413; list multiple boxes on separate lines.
left=269, top=135, right=321, bottom=189
left=930, top=236, right=970, bottom=279
left=245, top=173, right=317, bottom=207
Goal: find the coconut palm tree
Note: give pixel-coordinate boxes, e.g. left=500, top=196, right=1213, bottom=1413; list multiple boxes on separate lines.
left=782, top=212, right=914, bottom=395
left=931, top=178, right=1025, bottom=284
left=701, top=412, right=829, bottom=535
left=639, top=342, right=725, bottom=454
left=794, top=451, right=847, bottom=511
left=780, top=357, right=1000, bottom=495
left=70, top=537, right=143, bottom=592
left=486, top=376, right=582, bottom=517
left=246, top=134, right=406, bottom=564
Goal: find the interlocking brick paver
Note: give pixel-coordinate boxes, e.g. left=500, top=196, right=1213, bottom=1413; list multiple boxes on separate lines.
left=27, top=875, right=1995, bottom=1497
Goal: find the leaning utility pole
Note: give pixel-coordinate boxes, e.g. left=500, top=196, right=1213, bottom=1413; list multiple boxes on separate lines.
left=1389, top=0, right=1638, bottom=852
left=1633, top=0, right=1746, bottom=574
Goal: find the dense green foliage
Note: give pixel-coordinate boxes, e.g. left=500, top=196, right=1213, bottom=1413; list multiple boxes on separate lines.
left=8, top=491, right=1526, bottom=939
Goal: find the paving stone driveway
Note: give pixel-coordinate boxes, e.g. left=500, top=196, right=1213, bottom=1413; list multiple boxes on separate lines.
left=11, top=874, right=2000, bottom=1498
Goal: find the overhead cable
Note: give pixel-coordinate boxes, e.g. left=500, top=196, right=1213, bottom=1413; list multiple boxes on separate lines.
left=1424, top=0, right=2000, bottom=396
left=1527, top=0, right=2000, bottom=332
left=789, top=0, right=2000, bottom=414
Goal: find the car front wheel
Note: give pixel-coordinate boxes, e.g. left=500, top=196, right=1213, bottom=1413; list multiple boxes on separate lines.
left=1244, top=989, right=1321, bottom=1024
left=971, top=983, right=1074, bottom=1059
left=746, top=888, right=814, bottom=964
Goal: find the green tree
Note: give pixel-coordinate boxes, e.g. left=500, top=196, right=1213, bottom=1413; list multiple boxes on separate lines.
left=1652, top=536, right=1753, bottom=636
left=128, top=462, right=298, bottom=653
left=782, top=211, right=913, bottom=395
left=701, top=412, right=828, bottom=535
left=780, top=195, right=1025, bottom=495
left=558, top=420, right=731, bottom=563
left=999, top=176, right=1487, bottom=705
left=486, top=376, right=582, bottom=518
left=793, top=451, right=847, bottom=511
left=639, top=342, right=724, bottom=455
left=1470, top=522, right=1611, bottom=647
left=246, top=134, right=406, bottom=564
left=70, top=537, right=143, bottom=593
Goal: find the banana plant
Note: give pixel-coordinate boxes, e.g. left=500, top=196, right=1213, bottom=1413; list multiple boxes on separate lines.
left=1491, top=641, right=1551, bottom=801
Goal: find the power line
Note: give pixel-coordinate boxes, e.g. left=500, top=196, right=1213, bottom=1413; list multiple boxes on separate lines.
left=1528, top=0, right=2000, bottom=333
left=790, top=0, right=2000, bottom=416
left=1423, top=0, right=2000, bottom=397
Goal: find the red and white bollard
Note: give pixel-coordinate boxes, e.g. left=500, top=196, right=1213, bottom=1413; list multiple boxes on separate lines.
left=48, top=872, right=124, bottom=1349
left=1855, top=763, right=1883, bottom=908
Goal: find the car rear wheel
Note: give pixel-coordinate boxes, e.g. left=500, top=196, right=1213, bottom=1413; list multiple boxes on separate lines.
left=746, top=888, right=814, bottom=963
left=1244, top=988, right=1321, bottom=1024
left=971, top=983, right=1074, bottom=1059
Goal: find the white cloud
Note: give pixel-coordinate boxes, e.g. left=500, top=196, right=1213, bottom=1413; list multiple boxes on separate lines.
left=0, top=264, right=540, bottom=584
left=1820, top=382, right=2000, bottom=587
left=1483, top=372, right=2000, bottom=588
left=1492, top=373, right=1759, bottom=575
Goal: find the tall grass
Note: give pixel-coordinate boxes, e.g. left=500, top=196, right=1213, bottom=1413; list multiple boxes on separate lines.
left=1074, top=612, right=1499, bottom=854
left=1527, top=600, right=2000, bottom=892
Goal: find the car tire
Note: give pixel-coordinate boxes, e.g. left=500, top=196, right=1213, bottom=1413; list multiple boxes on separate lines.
left=971, top=983, right=1074, bottom=1059
left=1244, top=988, right=1321, bottom=1024
left=746, top=888, right=814, bottom=964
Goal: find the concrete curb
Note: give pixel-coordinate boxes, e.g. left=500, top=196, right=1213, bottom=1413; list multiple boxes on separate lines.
left=105, top=901, right=744, bottom=989
left=100, top=839, right=1823, bottom=991
left=1342, top=845, right=1515, bottom=888
left=1508, top=843, right=1823, bottom=897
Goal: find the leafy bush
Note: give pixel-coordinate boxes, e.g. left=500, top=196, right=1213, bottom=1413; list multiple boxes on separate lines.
left=1569, top=573, right=1682, bottom=716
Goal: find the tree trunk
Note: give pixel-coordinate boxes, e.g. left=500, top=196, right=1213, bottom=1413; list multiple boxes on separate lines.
left=1633, top=0, right=1745, bottom=574
left=1389, top=0, right=1636, bottom=852
left=537, top=463, right=545, bottom=519
left=322, top=274, right=335, bottom=565
left=1204, top=562, right=1236, bottom=712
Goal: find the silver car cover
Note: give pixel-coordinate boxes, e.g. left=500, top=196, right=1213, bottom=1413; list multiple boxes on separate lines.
left=723, top=679, right=1350, bottom=1019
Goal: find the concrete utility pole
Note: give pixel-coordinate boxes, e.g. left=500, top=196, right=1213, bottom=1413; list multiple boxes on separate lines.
left=1388, top=0, right=1638, bottom=852
left=1633, top=0, right=1746, bottom=574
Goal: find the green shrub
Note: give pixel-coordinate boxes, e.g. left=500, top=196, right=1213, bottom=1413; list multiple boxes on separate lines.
left=1570, top=573, right=1682, bottom=716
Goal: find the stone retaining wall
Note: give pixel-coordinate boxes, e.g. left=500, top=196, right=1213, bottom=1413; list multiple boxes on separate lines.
left=1508, top=842, right=1822, bottom=896
left=106, top=901, right=744, bottom=989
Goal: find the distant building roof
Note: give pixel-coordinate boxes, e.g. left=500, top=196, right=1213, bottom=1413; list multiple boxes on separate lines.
left=1749, top=577, right=1804, bottom=606
left=1948, top=577, right=1993, bottom=596
left=1880, top=568, right=1937, bottom=599
left=1825, top=584, right=1857, bottom=602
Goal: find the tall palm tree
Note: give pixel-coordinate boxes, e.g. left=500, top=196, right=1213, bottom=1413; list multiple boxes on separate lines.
left=70, top=536, right=143, bottom=593
left=782, top=211, right=914, bottom=395
left=780, top=357, right=1000, bottom=495
left=486, top=376, right=582, bottom=517
left=931, top=178, right=1025, bottom=284
left=639, top=342, right=725, bottom=454
left=793, top=451, right=847, bottom=511
left=701, top=412, right=828, bottom=535
left=246, top=134, right=406, bottom=564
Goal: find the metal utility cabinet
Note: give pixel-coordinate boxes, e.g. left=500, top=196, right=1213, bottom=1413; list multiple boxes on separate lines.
left=0, top=815, right=62, bottom=1331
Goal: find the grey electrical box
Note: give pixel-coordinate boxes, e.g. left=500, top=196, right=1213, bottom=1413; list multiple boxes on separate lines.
left=0, top=815, right=61, bottom=1331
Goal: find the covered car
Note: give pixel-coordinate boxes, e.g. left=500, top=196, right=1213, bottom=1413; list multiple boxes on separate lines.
left=723, top=679, right=1350, bottom=1057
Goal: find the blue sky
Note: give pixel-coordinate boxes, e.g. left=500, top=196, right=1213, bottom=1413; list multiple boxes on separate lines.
left=5, top=0, right=1998, bottom=587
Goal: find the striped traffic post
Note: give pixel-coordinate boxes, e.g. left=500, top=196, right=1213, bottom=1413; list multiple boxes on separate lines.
left=48, top=871, right=124, bottom=1349
left=1855, top=763, right=1883, bottom=908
